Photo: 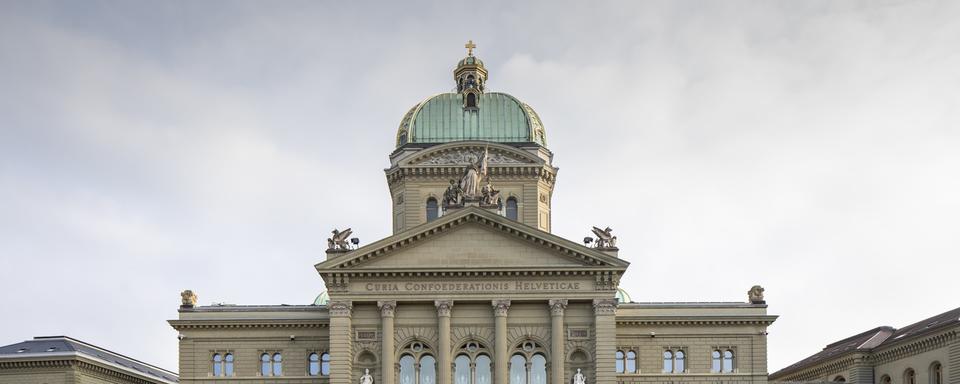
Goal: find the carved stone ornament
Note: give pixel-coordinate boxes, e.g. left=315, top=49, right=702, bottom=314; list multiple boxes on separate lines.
left=492, top=299, right=511, bottom=317
left=573, top=368, right=587, bottom=384
left=435, top=300, right=454, bottom=317
left=415, top=148, right=527, bottom=166
left=180, top=290, right=197, bottom=307
left=329, top=300, right=353, bottom=317
left=327, top=228, right=354, bottom=251
left=378, top=301, right=397, bottom=318
left=592, top=298, right=618, bottom=315
left=590, top=226, right=617, bottom=249
left=748, top=285, right=766, bottom=304
left=548, top=299, right=568, bottom=316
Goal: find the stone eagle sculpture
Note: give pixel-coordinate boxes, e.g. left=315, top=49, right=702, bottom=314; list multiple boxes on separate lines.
left=327, top=228, right=353, bottom=251
left=591, top=226, right=617, bottom=248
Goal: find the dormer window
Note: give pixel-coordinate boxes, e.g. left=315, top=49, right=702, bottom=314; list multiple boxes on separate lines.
left=466, top=93, right=477, bottom=109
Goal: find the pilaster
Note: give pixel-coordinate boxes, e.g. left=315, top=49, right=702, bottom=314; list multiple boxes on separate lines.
left=549, top=299, right=567, bottom=384
left=330, top=300, right=354, bottom=384
left=592, top=299, right=617, bottom=384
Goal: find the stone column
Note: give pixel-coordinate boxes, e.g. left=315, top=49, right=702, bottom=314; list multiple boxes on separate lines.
left=436, top=300, right=454, bottom=384
left=549, top=300, right=568, bottom=384
left=330, top=300, right=354, bottom=384
left=380, top=301, right=397, bottom=384
left=492, top=300, right=511, bottom=384
left=592, top=299, right=618, bottom=384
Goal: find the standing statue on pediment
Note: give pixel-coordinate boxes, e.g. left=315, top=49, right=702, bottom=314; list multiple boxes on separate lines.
left=480, top=182, right=500, bottom=206
left=459, top=148, right=488, bottom=199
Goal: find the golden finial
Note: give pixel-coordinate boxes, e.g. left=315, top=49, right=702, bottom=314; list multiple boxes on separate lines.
left=465, top=40, right=476, bottom=56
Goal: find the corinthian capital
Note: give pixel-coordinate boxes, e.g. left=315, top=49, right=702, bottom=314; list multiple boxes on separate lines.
left=329, top=300, right=353, bottom=317
left=548, top=299, right=568, bottom=316
left=492, top=299, right=511, bottom=317
left=378, top=300, right=397, bottom=318
left=592, top=298, right=618, bottom=316
left=435, top=300, right=454, bottom=317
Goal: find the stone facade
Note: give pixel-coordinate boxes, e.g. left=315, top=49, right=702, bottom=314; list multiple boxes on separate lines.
left=169, top=46, right=777, bottom=384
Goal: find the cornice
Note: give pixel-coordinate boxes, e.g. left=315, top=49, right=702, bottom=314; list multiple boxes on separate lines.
left=616, top=315, right=778, bottom=326
left=385, top=164, right=557, bottom=185
left=168, top=319, right=328, bottom=330
left=872, top=328, right=958, bottom=364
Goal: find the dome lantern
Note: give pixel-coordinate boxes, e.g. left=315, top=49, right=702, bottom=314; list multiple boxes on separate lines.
left=454, top=40, right=487, bottom=110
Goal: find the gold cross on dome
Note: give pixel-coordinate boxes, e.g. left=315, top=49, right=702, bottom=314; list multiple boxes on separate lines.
left=465, top=40, right=476, bottom=56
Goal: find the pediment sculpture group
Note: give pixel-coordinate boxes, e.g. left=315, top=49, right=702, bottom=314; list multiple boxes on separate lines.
left=443, top=148, right=501, bottom=208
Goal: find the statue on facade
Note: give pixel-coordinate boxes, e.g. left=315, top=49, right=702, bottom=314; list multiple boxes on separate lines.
left=443, top=179, right=462, bottom=206
left=748, top=285, right=765, bottom=304
left=360, top=369, right=374, bottom=384
left=180, top=290, right=197, bottom=307
left=590, top=226, right=617, bottom=248
left=573, top=368, right=586, bottom=384
left=327, top=228, right=353, bottom=251
left=480, top=182, right=500, bottom=206
left=458, top=148, right=488, bottom=199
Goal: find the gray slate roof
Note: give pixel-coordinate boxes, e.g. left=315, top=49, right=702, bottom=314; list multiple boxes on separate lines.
left=771, top=306, right=960, bottom=379
left=0, top=336, right=178, bottom=383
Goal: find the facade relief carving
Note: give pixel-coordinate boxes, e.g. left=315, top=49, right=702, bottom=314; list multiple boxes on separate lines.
left=549, top=299, right=568, bottom=316
left=414, top=148, right=529, bottom=166
left=492, top=300, right=511, bottom=317
left=329, top=300, right=354, bottom=317
left=592, top=299, right=618, bottom=315
left=377, top=301, right=397, bottom=317
left=434, top=300, right=454, bottom=317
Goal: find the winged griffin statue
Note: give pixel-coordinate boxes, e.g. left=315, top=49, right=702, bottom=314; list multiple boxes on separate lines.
left=327, top=228, right=353, bottom=251
left=590, top=226, right=617, bottom=248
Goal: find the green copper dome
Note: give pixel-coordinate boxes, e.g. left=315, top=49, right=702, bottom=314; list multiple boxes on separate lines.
left=395, top=92, right=546, bottom=147
left=616, top=287, right=633, bottom=304
left=312, top=291, right=329, bottom=306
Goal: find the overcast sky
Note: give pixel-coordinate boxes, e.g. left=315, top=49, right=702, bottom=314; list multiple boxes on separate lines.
left=2, top=0, right=959, bottom=374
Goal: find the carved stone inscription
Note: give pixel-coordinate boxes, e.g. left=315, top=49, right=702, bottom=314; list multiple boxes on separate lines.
left=357, top=279, right=592, bottom=293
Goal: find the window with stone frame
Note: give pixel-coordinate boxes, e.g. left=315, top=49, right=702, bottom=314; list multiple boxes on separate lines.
left=663, top=348, right=686, bottom=373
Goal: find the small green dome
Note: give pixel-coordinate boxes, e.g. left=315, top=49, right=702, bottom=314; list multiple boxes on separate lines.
left=616, top=288, right=633, bottom=304
left=396, top=92, right=546, bottom=147
left=458, top=56, right=484, bottom=67
left=312, top=291, right=329, bottom=306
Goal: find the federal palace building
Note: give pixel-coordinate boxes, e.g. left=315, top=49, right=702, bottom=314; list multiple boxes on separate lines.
left=165, top=44, right=778, bottom=384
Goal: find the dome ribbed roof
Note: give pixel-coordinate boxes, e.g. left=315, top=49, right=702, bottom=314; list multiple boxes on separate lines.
left=395, top=92, right=546, bottom=148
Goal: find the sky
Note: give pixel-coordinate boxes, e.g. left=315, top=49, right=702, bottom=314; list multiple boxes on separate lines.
left=1, top=0, right=959, bottom=374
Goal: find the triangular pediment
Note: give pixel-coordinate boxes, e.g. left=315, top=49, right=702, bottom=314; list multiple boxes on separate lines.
left=315, top=207, right=629, bottom=273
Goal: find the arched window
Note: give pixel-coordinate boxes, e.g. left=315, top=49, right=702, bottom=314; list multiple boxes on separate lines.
left=930, top=362, right=943, bottom=384
left=675, top=350, right=685, bottom=373
left=835, top=376, right=847, bottom=382
left=722, top=350, right=734, bottom=373
left=420, top=355, right=437, bottom=384
left=881, top=375, right=892, bottom=384
left=530, top=354, right=546, bottom=384
left=261, top=353, right=271, bottom=376
left=213, top=353, right=222, bottom=377
left=309, top=353, right=320, bottom=376
left=663, top=351, right=673, bottom=373
left=626, top=350, right=637, bottom=373
left=905, top=369, right=916, bottom=384
left=426, top=198, right=439, bottom=222
left=321, top=352, right=330, bottom=375
left=272, top=353, right=282, bottom=376
left=455, top=355, right=471, bottom=384
left=510, top=354, right=527, bottom=384
left=400, top=355, right=416, bottom=384
left=615, top=350, right=625, bottom=373
left=506, top=197, right=518, bottom=220
left=224, top=353, right=234, bottom=376
left=467, top=93, right=477, bottom=108
left=712, top=350, right=722, bottom=373
left=476, top=355, right=492, bottom=384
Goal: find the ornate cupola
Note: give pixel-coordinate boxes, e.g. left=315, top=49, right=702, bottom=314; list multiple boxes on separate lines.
left=454, top=40, right=487, bottom=110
